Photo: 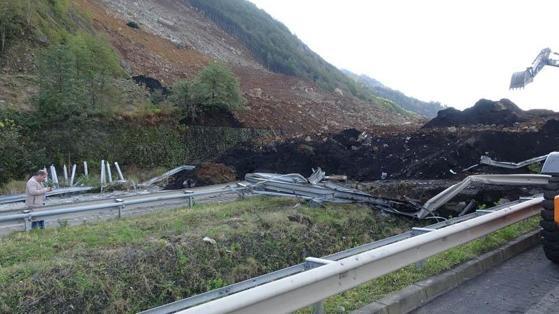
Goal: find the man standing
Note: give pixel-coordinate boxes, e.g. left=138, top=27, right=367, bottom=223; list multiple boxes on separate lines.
left=25, top=169, right=52, bottom=209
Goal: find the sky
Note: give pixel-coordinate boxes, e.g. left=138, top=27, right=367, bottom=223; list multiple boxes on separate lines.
left=248, top=0, right=559, bottom=111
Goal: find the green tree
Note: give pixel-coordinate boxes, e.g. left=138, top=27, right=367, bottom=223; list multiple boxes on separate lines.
left=0, top=120, right=26, bottom=185
left=34, top=33, right=124, bottom=161
left=191, top=63, right=244, bottom=111
left=0, top=1, right=26, bottom=54
left=170, top=79, right=198, bottom=119
left=36, top=43, right=80, bottom=120
left=36, top=33, right=124, bottom=121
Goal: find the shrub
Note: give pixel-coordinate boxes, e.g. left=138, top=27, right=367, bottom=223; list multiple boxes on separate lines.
left=191, top=63, right=244, bottom=111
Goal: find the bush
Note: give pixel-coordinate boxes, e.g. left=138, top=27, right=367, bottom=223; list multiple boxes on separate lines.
left=170, top=63, right=244, bottom=121
left=191, top=63, right=244, bottom=111
left=0, top=119, right=34, bottom=186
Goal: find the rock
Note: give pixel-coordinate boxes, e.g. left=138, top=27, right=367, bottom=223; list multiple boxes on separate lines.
left=304, top=136, right=312, bottom=142
left=202, top=236, right=216, bottom=245
left=334, top=88, right=344, bottom=96
left=126, top=21, right=140, bottom=29
left=36, top=35, right=49, bottom=45
left=249, top=88, right=263, bottom=98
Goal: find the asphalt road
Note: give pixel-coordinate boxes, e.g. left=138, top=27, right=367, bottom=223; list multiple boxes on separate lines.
left=412, top=245, right=559, bottom=314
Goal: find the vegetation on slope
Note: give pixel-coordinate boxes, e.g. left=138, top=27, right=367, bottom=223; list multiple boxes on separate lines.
left=0, top=0, right=249, bottom=186
left=0, top=197, right=415, bottom=312
left=344, top=70, right=445, bottom=118
left=188, top=0, right=413, bottom=116
left=171, top=62, right=245, bottom=120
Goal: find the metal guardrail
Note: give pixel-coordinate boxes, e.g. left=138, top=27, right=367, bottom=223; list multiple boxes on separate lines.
left=480, top=155, right=549, bottom=169
left=419, top=174, right=549, bottom=218
left=0, top=186, right=247, bottom=233
left=142, top=196, right=543, bottom=314
left=0, top=187, right=94, bottom=205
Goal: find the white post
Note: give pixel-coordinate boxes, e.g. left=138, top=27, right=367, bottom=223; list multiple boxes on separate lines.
left=70, top=164, right=77, bottom=186
left=63, top=164, right=68, bottom=186
left=84, top=161, right=89, bottom=177
left=50, top=165, right=59, bottom=187
left=100, top=160, right=106, bottom=185
left=106, top=161, right=113, bottom=183
left=43, top=166, right=48, bottom=184
left=114, top=162, right=125, bottom=181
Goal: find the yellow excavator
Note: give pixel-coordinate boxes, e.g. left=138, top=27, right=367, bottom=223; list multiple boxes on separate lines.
left=510, top=49, right=559, bottom=263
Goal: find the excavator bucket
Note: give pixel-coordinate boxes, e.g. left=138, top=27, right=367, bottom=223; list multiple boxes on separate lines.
left=509, top=70, right=532, bottom=89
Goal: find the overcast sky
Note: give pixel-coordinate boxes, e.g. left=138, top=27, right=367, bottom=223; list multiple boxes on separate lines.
left=249, top=0, right=559, bottom=111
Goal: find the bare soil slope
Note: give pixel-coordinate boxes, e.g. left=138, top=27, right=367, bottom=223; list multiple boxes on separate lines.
left=80, top=0, right=418, bottom=134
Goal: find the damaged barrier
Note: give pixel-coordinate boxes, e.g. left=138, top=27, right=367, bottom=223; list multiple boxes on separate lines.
left=245, top=169, right=422, bottom=217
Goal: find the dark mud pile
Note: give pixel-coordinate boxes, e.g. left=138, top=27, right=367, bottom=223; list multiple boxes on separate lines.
left=218, top=127, right=559, bottom=181
left=164, top=163, right=237, bottom=189
left=424, top=98, right=528, bottom=128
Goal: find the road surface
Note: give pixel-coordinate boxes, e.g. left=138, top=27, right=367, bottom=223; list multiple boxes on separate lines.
left=412, top=245, right=559, bottom=314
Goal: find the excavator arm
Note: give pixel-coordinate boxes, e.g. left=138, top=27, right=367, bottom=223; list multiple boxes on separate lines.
left=510, top=48, right=559, bottom=89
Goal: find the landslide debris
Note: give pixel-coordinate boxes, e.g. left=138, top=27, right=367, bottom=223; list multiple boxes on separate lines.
left=218, top=125, right=559, bottom=181
left=424, top=99, right=528, bottom=128
left=164, top=162, right=237, bottom=189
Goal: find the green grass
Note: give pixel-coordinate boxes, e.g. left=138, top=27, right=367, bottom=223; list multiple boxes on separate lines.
left=0, top=196, right=415, bottom=313
left=0, top=196, right=539, bottom=313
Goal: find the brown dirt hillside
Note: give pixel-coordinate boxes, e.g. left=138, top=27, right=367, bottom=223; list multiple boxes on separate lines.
left=77, top=0, right=419, bottom=134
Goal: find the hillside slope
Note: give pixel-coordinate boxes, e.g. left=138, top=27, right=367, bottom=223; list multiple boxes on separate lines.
left=344, top=70, right=445, bottom=118
left=88, top=0, right=418, bottom=133
left=0, top=0, right=424, bottom=184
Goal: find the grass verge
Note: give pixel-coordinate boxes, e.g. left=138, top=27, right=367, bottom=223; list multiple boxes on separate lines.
left=0, top=196, right=416, bottom=313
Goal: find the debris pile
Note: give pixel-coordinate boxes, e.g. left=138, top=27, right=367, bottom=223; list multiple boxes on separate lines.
left=423, top=99, right=528, bottom=128
left=141, top=163, right=237, bottom=190
left=219, top=126, right=559, bottom=181
left=189, top=162, right=237, bottom=186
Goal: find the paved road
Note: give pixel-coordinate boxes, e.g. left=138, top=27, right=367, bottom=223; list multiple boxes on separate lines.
left=412, top=246, right=559, bottom=314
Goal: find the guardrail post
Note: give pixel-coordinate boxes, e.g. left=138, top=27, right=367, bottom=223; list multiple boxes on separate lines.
left=84, top=161, right=89, bottom=177
left=23, top=210, right=32, bottom=232
left=312, top=301, right=325, bottom=314
left=411, top=227, right=435, bottom=269
left=184, top=191, right=194, bottom=208
left=115, top=199, right=125, bottom=219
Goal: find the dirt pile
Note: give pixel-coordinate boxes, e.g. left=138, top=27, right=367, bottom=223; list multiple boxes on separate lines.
left=542, top=119, right=559, bottom=134
left=165, top=162, right=237, bottom=189
left=424, top=99, right=528, bottom=128
left=218, top=127, right=559, bottom=181
left=193, top=162, right=237, bottom=185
